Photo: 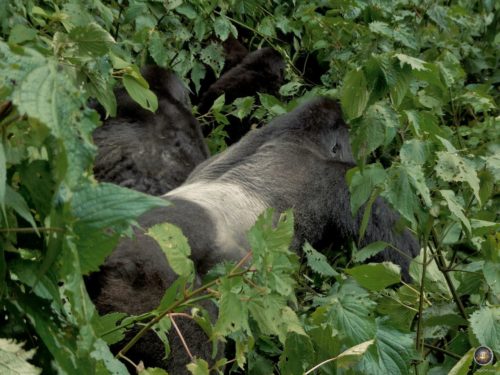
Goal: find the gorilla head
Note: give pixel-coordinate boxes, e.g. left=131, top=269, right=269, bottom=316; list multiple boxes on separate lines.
left=89, top=97, right=419, bottom=373
left=92, top=67, right=209, bottom=195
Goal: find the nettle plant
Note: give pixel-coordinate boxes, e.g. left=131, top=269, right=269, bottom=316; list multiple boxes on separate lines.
left=0, top=0, right=498, bottom=374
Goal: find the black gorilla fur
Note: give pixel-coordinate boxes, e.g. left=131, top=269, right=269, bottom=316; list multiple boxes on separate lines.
left=92, top=66, right=209, bottom=195
left=88, top=97, right=420, bottom=373
left=198, top=47, right=285, bottom=144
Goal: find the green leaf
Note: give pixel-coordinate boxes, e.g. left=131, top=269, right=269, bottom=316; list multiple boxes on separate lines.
left=448, top=348, right=474, bottom=375
left=122, top=74, right=158, bottom=112
left=383, top=166, right=419, bottom=226
left=341, top=68, right=369, bottom=120
left=233, top=96, right=255, bottom=120
left=68, top=23, right=114, bottom=57
left=353, top=241, right=390, bottom=263
left=357, top=318, right=417, bottom=375
left=483, top=262, right=500, bottom=296
left=147, top=223, right=195, bottom=278
left=469, top=307, right=500, bottom=354
left=347, top=163, right=386, bottom=215
left=318, top=281, right=376, bottom=346
left=8, top=24, right=37, bottom=44
left=5, top=186, right=37, bottom=230
left=214, top=16, right=236, bottom=41
left=93, top=312, right=127, bottom=345
left=200, top=43, right=224, bottom=77
left=0, top=141, right=6, bottom=214
left=279, top=332, right=315, bottom=375
left=303, top=242, right=338, bottom=277
left=258, top=93, right=287, bottom=115
left=439, top=190, right=471, bottom=234
left=351, top=103, right=398, bottom=160
left=186, top=358, right=210, bottom=375
left=394, top=53, right=428, bottom=71
left=346, top=263, right=401, bottom=291
left=435, top=152, right=480, bottom=203
left=0, top=339, right=41, bottom=374
left=72, top=183, right=167, bottom=273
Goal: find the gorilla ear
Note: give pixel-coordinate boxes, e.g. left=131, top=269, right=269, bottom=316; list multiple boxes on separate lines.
left=140, top=66, right=192, bottom=111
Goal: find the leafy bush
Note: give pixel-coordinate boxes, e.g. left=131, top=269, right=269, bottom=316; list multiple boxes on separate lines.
left=0, top=1, right=498, bottom=374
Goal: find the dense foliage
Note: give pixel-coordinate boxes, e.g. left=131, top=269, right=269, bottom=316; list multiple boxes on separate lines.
left=0, top=0, right=498, bottom=374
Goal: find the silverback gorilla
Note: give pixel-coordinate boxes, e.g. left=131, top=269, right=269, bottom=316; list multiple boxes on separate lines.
left=89, top=97, right=420, bottom=373
left=93, top=66, right=209, bottom=195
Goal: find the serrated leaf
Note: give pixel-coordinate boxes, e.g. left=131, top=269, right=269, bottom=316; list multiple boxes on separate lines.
left=304, top=242, right=337, bottom=276
left=122, top=74, right=158, bottom=112
left=435, top=152, right=480, bottom=202
left=200, top=43, right=224, bottom=77
left=0, top=339, right=41, bottom=375
left=147, top=223, right=194, bottom=278
left=353, top=241, right=390, bottom=263
left=93, top=312, right=127, bottom=345
left=233, top=96, right=255, bottom=120
left=319, top=281, right=376, bottom=346
left=346, top=263, right=401, bottom=291
left=382, top=166, right=419, bottom=226
left=440, top=190, right=471, bottom=234
left=214, top=16, right=236, bottom=41
left=187, top=358, right=210, bottom=375
left=394, top=53, right=428, bottom=71
left=341, top=68, right=369, bottom=120
left=469, top=307, right=500, bottom=353
left=357, top=318, right=417, bottom=375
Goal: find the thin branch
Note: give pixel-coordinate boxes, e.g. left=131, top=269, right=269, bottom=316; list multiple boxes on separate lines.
left=424, top=343, right=461, bottom=360
left=169, top=314, right=194, bottom=360
left=0, top=227, right=64, bottom=233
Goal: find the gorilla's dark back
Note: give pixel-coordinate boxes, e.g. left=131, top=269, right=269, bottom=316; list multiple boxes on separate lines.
left=93, top=67, right=209, bottom=195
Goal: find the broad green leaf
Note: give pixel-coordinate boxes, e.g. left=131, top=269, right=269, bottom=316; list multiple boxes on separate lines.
left=303, top=242, right=337, bottom=277
left=383, top=166, right=419, bottom=226
left=347, top=163, right=386, bottom=215
left=214, top=16, right=237, bottom=41
left=122, top=74, right=158, bottom=112
left=8, top=24, right=37, bottom=44
left=214, top=277, right=251, bottom=337
left=469, top=307, right=500, bottom=353
left=258, top=93, right=287, bottom=115
left=357, top=318, right=417, bottom=375
left=341, top=69, right=369, bottom=120
left=72, top=183, right=168, bottom=273
left=483, top=262, right=500, bottom=296
left=279, top=332, right=315, bottom=375
left=435, top=152, right=480, bottom=202
left=147, top=223, right=194, bottom=278
left=346, top=263, right=401, bottom=291
left=318, top=281, right=376, bottom=346
left=0, top=339, right=40, bottom=374
left=68, top=23, right=114, bottom=57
